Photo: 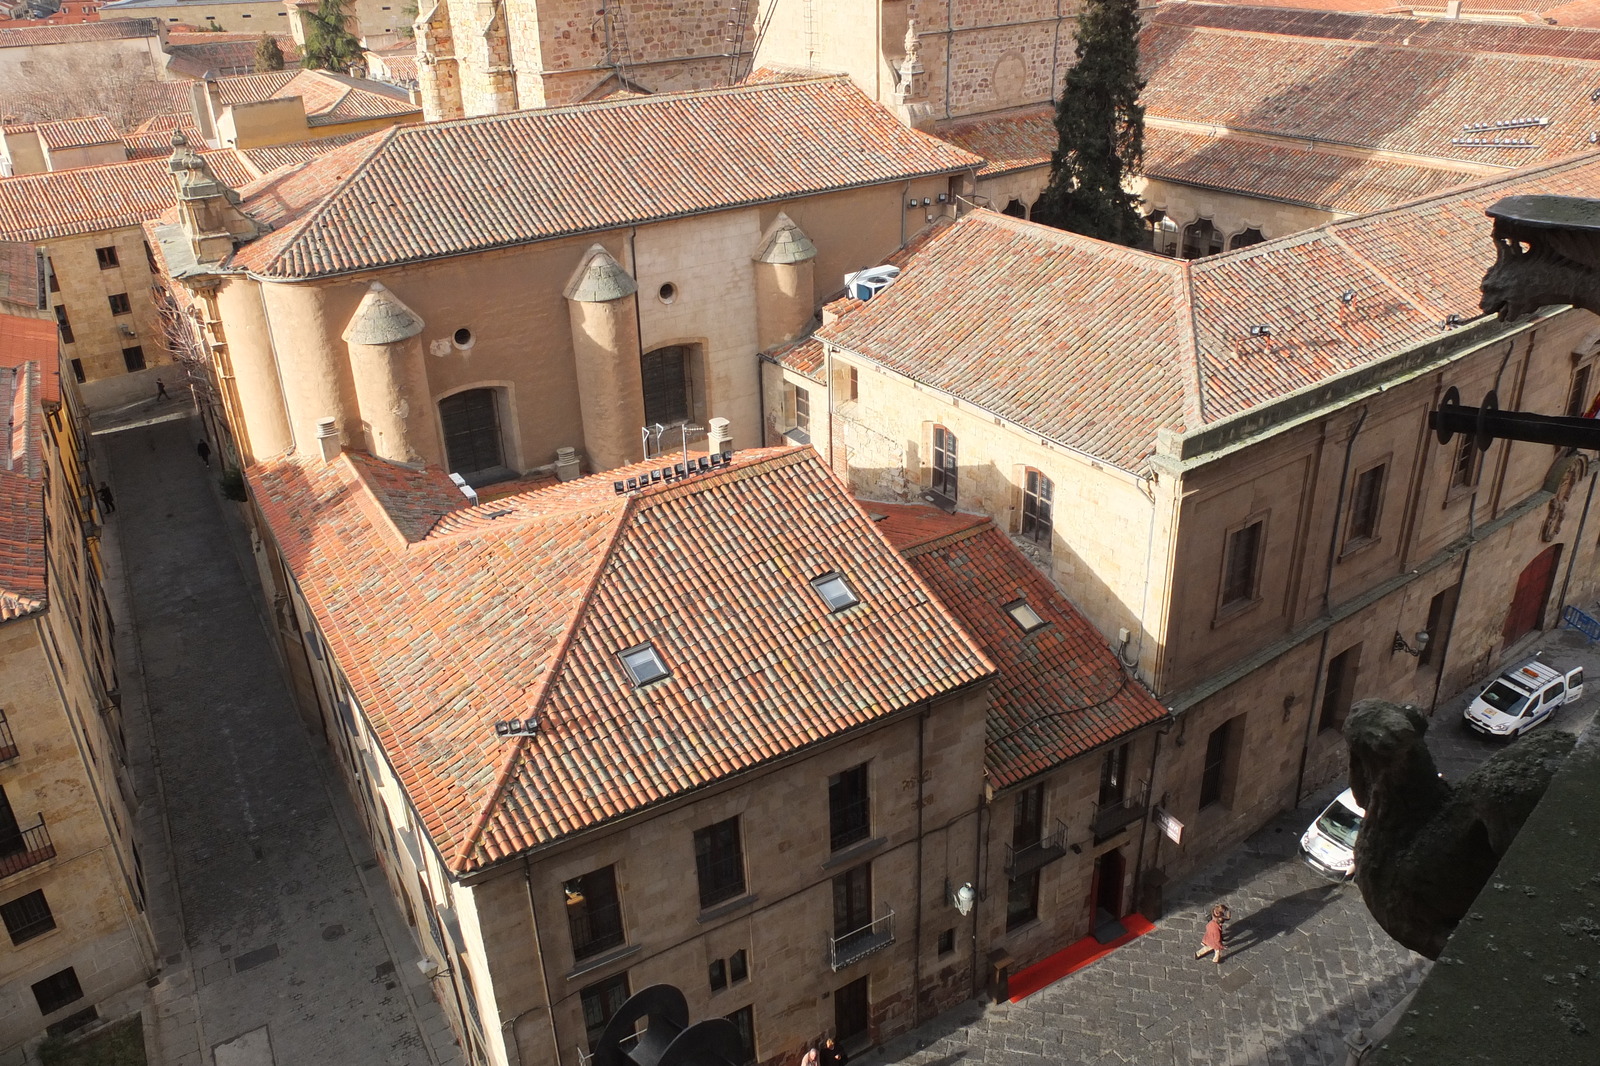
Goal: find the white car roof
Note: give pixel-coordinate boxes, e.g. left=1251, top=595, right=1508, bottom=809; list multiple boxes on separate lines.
left=1332, top=788, right=1365, bottom=818
left=1491, top=659, right=1563, bottom=693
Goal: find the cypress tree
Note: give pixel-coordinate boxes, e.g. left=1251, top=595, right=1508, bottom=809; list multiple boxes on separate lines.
left=1033, top=0, right=1147, bottom=247
left=255, top=33, right=286, bottom=73
left=302, top=0, right=364, bottom=73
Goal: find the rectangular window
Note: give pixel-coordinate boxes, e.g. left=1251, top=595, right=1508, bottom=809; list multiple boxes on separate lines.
left=54, top=306, right=73, bottom=345
left=937, top=928, right=955, bottom=956
left=1346, top=464, right=1386, bottom=545
left=0, top=890, right=54, bottom=944
left=1099, top=743, right=1129, bottom=808
left=931, top=426, right=958, bottom=502
left=121, top=346, right=146, bottom=372
left=46, top=260, right=59, bottom=293
left=1021, top=469, right=1053, bottom=545
left=565, top=865, right=624, bottom=961
left=832, top=863, right=872, bottom=938
left=693, top=816, right=745, bottom=909
left=848, top=366, right=859, bottom=401
left=828, top=763, right=870, bottom=852
left=1319, top=644, right=1362, bottom=732
left=31, top=967, right=83, bottom=1015
left=1220, top=520, right=1263, bottom=607
left=108, top=293, right=131, bottom=316
left=1199, top=719, right=1233, bottom=809
left=1569, top=364, right=1593, bottom=419
left=725, top=1006, right=756, bottom=1066
left=1451, top=433, right=1478, bottom=488
left=1005, top=869, right=1040, bottom=930
left=728, top=948, right=747, bottom=983
left=69, top=359, right=85, bottom=384
left=709, top=957, right=727, bottom=991
left=579, top=972, right=630, bottom=1052
left=95, top=246, right=118, bottom=270
left=1011, top=784, right=1043, bottom=850
left=794, top=385, right=810, bottom=433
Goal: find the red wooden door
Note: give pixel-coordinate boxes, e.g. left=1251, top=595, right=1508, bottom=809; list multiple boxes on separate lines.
left=1504, top=544, right=1562, bottom=646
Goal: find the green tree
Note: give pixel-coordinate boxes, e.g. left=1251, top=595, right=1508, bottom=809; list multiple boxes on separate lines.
left=1033, top=0, right=1147, bottom=247
left=255, top=33, right=286, bottom=73
left=302, top=0, right=363, bottom=72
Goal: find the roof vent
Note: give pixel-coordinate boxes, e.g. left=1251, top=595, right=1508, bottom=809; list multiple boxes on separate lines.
left=1248, top=324, right=1272, bottom=338
left=493, top=717, right=538, bottom=738
left=449, top=472, right=479, bottom=505
left=554, top=446, right=582, bottom=482
left=707, top=417, right=732, bottom=457
left=315, top=417, right=340, bottom=462
left=844, top=265, right=901, bottom=301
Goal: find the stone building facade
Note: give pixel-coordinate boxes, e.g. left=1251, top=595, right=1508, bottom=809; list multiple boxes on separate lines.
left=0, top=313, right=153, bottom=1056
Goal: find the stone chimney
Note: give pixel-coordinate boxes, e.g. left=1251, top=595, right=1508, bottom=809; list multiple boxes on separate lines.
left=316, top=417, right=342, bottom=462
left=168, top=132, right=263, bottom=266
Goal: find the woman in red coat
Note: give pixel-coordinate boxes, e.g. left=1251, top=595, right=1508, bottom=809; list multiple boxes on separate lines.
left=1194, top=903, right=1229, bottom=963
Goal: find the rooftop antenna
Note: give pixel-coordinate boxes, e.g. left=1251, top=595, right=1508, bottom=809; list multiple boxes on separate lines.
left=641, top=422, right=666, bottom=460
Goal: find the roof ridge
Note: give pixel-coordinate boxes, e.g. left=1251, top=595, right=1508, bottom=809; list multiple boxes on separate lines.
left=896, top=516, right=993, bottom=558
left=453, top=496, right=638, bottom=873
left=1174, top=258, right=1207, bottom=429
left=241, top=128, right=399, bottom=268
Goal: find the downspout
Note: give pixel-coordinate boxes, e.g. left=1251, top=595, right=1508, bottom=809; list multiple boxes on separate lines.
left=1294, top=405, right=1368, bottom=806
left=1129, top=722, right=1165, bottom=916
left=912, top=708, right=927, bottom=1026
left=967, top=786, right=987, bottom=999
left=504, top=861, right=562, bottom=1066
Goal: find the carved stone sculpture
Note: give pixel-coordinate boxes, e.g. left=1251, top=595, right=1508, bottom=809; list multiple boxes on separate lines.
left=1344, top=699, right=1574, bottom=959
left=1480, top=194, right=1600, bottom=320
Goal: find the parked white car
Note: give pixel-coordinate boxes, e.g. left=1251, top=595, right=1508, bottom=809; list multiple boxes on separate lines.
left=1463, top=658, right=1584, bottom=738
left=1300, top=788, right=1365, bottom=878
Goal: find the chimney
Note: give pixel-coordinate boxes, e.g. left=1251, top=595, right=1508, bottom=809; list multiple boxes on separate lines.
left=316, top=417, right=341, bottom=462
left=707, top=417, right=733, bottom=457
left=554, top=446, right=582, bottom=482
left=1445, top=0, right=1462, bottom=16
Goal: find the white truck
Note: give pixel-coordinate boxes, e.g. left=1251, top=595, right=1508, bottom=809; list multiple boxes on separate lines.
left=1463, top=657, right=1584, bottom=738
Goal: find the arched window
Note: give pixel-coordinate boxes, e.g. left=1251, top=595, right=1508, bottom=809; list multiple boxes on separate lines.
left=438, top=388, right=505, bottom=480
left=1001, top=199, right=1027, bottom=219
left=640, top=345, right=691, bottom=426
left=1181, top=218, right=1224, bottom=260
left=1021, top=468, right=1053, bottom=545
left=1144, top=209, right=1178, bottom=256
left=1229, top=227, right=1265, bottom=250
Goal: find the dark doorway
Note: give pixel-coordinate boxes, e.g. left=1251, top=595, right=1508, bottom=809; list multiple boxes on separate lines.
left=0, top=786, right=21, bottom=857
left=832, top=864, right=871, bottom=939
left=438, top=389, right=505, bottom=480
left=640, top=345, right=691, bottom=426
left=1504, top=544, right=1562, bottom=646
left=834, top=974, right=869, bottom=1045
left=1092, top=848, right=1125, bottom=922
left=1001, top=199, right=1027, bottom=219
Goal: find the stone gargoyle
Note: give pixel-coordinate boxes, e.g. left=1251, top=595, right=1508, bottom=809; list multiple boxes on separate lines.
left=1480, top=194, right=1600, bottom=321
left=1344, top=698, right=1574, bottom=959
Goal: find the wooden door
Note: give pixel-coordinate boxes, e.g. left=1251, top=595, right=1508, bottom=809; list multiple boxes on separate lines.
left=834, top=975, right=870, bottom=1043
left=1504, top=545, right=1562, bottom=646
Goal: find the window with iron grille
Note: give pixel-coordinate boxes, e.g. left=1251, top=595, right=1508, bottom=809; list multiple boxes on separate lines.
left=1099, top=744, right=1128, bottom=808
left=438, top=389, right=504, bottom=478
left=693, top=816, right=745, bottom=908
left=1021, top=469, right=1052, bottom=544
left=1199, top=719, right=1234, bottom=809
left=122, top=346, right=146, bottom=372
left=564, top=866, right=624, bottom=961
left=1451, top=433, right=1478, bottom=488
left=1220, top=520, right=1263, bottom=607
left=0, top=890, right=54, bottom=944
left=95, top=246, right=119, bottom=270
left=107, top=293, right=131, bottom=316
left=931, top=426, right=957, bottom=501
left=1011, top=784, right=1043, bottom=850
left=31, top=967, right=83, bottom=1016
left=1346, top=464, right=1386, bottom=545
left=832, top=863, right=871, bottom=938
left=580, top=972, right=629, bottom=1052
left=828, top=763, right=870, bottom=852
left=640, top=345, right=690, bottom=426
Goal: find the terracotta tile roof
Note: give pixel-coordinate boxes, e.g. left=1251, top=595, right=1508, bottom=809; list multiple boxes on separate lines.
left=131, top=112, right=195, bottom=135
left=764, top=336, right=826, bottom=381
left=248, top=445, right=993, bottom=871
left=0, top=149, right=255, bottom=241
left=1547, top=0, right=1600, bottom=26
left=228, top=77, right=982, bottom=280
left=0, top=241, right=43, bottom=312
left=1150, top=2, right=1600, bottom=58
left=1139, top=15, right=1600, bottom=168
left=0, top=315, right=51, bottom=622
left=0, top=311, right=55, bottom=405
left=874, top=505, right=1169, bottom=788
left=163, top=32, right=301, bottom=77
left=0, top=16, right=156, bottom=46
left=125, top=125, right=203, bottom=160
left=236, top=131, right=377, bottom=176
left=937, top=107, right=1057, bottom=179
left=818, top=152, right=1600, bottom=471
left=36, top=115, right=119, bottom=150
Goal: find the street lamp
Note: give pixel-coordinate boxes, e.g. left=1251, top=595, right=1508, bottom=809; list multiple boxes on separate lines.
left=1392, top=630, right=1431, bottom=657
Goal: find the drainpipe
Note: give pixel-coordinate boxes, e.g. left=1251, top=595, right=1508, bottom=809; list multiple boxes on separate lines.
left=504, top=861, right=562, bottom=1066
left=967, top=787, right=988, bottom=1000
left=1295, top=405, right=1368, bottom=806
left=1129, top=721, right=1165, bottom=916
left=912, top=707, right=926, bottom=1026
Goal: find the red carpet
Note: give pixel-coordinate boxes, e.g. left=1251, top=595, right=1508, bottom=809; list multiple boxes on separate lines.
left=1007, top=914, right=1157, bottom=1002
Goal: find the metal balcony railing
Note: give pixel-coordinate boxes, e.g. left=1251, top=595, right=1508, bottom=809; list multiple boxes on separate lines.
left=829, top=905, right=895, bottom=971
left=0, top=816, right=54, bottom=879
left=1091, top=787, right=1149, bottom=842
left=0, top=711, right=18, bottom=763
left=1005, top=819, right=1071, bottom=879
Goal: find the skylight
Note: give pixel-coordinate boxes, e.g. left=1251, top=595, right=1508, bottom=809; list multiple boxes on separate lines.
left=1005, top=600, right=1047, bottom=634
left=811, top=572, right=860, bottom=612
left=619, top=643, right=669, bottom=686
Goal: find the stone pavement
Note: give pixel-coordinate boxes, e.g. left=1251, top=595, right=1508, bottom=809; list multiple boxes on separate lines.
left=92, top=415, right=463, bottom=1066
left=878, top=624, right=1600, bottom=1066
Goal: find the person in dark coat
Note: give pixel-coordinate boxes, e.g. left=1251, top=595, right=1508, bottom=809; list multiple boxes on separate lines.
left=155, top=377, right=169, bottom=401
left=196, top=439, right=211, bottom=466
left=821, top=1037, right=848, bottom=1066
left=96, top=482, right=115, bottom=514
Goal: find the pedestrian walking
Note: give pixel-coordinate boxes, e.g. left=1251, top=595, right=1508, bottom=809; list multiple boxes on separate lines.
left=801, top=1045, right=820, bottom=1066
left=1195, top=903, right=1228, bottom=964
left=96, top=482, right=115, bottom=515
left=155, top=377, right=169, bottom=401
left=196, top=439, right=211, bottom=467
left=820, top=1037, right=848, bottom=1066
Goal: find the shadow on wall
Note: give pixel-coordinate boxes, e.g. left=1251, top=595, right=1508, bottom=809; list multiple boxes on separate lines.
left=79, top=365, right=183, bottom=414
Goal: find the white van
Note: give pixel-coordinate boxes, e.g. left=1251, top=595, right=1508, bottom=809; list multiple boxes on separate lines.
left=1463, top=658, right=1584, bottom=738
left=1299, top=788, right=1365, bottom=878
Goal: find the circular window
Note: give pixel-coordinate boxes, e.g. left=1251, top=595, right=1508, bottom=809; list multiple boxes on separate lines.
left=452, top=327, right=474, bottom=350
left=658, top=283, right=677, bottom=304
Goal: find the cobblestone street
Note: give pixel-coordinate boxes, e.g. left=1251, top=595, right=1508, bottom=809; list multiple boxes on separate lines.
left=881, top=626, right=1600, bottom=1066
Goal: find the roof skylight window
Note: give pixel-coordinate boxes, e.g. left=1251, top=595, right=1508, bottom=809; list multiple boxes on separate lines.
left=619, top=643, right=669, bottom=687
left=811, top=572, right=860, bottom=612
left=1005, top=599, right=1047, bottom=634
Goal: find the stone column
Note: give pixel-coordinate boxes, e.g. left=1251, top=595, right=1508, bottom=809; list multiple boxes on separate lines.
left=564, top=246, right=645, bottom=473
left=753, top=213, right=818, bottom=352
left=342, top=282, right=441, bottom=467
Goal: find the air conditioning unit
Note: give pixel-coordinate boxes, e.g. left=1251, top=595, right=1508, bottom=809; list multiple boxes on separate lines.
left=844, top=265, right=901, bottom=301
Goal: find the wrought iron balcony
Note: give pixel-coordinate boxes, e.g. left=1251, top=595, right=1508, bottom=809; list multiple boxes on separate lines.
left=0, top=710, right=18, bottom=763
left=1005, top=819, right=1071, bottom=879
left=829, top=905, right=895, bottom=971
left=1091, top=796, right=1148, bottom=842
left=0, top=816, right=54, bottom=879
